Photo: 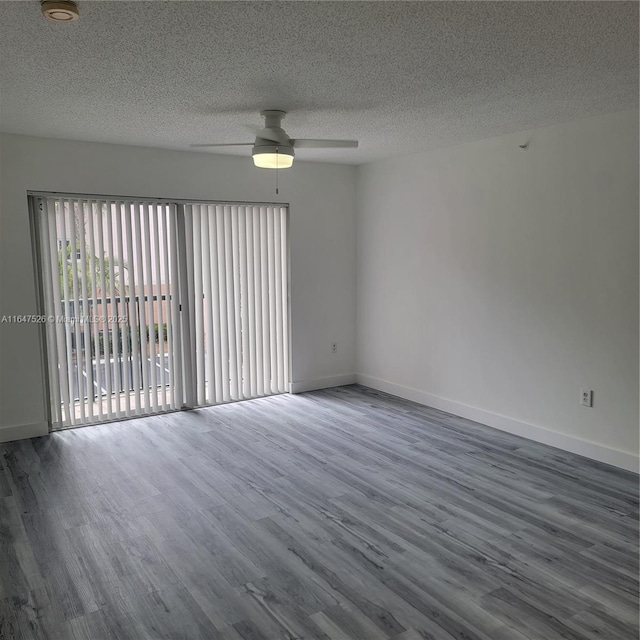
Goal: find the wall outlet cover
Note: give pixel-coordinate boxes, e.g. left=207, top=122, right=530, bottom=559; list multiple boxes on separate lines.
left=580, top=389, right=593, bottom=407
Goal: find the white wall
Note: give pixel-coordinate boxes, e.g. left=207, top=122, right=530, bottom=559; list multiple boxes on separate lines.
left=2, top=111, right=638, bottom=471
left=0, top=134, right=356, bottom=441
left=356, top=110, right=639, bottom=471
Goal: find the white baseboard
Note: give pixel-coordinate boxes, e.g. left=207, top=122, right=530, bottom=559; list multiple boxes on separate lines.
left=290, top=374, right=356, bottom=394
left=356, top=374, right=639, bottom=473
left=0, top=421, right=49, bottom=444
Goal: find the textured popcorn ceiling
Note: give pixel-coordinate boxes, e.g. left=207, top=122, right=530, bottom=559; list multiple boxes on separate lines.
left=0, top=1, right=637, bottom=164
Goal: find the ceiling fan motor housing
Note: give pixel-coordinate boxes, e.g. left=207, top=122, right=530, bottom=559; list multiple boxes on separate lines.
left=252, top=142, right=295, bottom=156
left=252, top=110, right=295, bottom=167
left=260, top=109, right=286, bottom=127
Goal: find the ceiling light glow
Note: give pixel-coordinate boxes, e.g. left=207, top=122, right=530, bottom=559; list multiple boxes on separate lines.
left=252, top=147, right=294, bottom=169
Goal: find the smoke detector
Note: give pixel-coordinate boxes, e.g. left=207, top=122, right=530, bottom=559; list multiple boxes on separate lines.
left=41, top=1, right=79, bottom=22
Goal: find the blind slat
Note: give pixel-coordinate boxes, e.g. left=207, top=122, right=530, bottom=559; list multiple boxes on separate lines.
left=123, top=202, right=142, bottom=416
left=40, top=199, right=63, bottom=426
left=56, top=199, right=76, bottom=425
left=200, top=207, right=215, bottom=405
left=245, top=210, right=257, bottom=398
left=151, top=205, right=167, bottom=410
left=238, top=210, right=250, bottom=399
left=160, top=205, right=174, bottom=410
left=230, top=206, right=243, bottom=399
left=280, top=208, right=290, bottom=391
left=114, top=202, right=132, bottom=417
left=133, top=204, right=150, bottom=412
left=274, top=209, right=284, bottom=393
left=77, top=199, right=94, bottom=423
left=191, top=205, right=206, bottom=406
left=93, top=201, right=113, bottom=420
left=208, top=206, right=224, bottom=404
left=143, top=203, right=158, bottom=414
left=68, top=199, right=87, bottom=423
left=253, top=207, right=264, bottom=398
left=215, top=207, right=230, bottom=402
left=86, top=201, right=104, bottom=421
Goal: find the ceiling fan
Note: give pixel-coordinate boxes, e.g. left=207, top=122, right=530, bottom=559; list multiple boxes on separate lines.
left=191, top=110, right=358, bottom=168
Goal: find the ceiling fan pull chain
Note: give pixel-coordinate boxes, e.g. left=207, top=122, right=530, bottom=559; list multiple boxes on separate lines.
left=276, top=148, right=279, bottom=195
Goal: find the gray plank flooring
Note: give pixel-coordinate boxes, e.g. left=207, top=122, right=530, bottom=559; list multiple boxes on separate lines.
left=0, top=384, right=638, bottom=640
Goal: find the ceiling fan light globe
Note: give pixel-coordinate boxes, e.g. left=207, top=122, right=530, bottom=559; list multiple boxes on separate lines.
left=252, top=146, right=294, bottom=169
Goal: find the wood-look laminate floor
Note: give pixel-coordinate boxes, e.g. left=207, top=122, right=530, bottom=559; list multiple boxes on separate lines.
left=0, top=385, right=638, bottom=640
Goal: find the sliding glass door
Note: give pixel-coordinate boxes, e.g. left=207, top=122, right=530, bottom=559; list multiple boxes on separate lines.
left=31, top=194, right=289, bottom=430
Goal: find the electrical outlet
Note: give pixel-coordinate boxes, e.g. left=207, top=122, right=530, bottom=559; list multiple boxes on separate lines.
left=331, top=342, right=337, bottom=353
left=580, top=389, right=593, bottom=407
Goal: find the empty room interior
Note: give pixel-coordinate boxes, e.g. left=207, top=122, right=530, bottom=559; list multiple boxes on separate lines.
left=0, top=2, right=638, bottom=639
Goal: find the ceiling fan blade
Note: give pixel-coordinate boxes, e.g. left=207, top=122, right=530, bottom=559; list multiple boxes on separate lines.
left=190, top=142, right=254, bottom=148
left=291, top=139, right=358, bottom=149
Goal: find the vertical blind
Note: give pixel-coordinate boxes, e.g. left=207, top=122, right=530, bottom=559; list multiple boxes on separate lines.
left=33, top=195, right=289, bottom=429
left=184, top=204, right=289, bottom=407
